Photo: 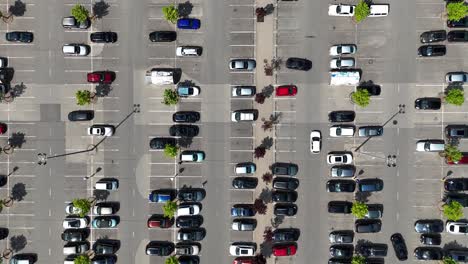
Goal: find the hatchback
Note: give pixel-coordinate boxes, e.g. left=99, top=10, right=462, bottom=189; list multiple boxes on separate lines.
left=232, top=177, right=258, bottom=189
left=414, top=219, right=444, bottom=233
left=147, top=215, right=174, bottom=228
left=414, top=247, right=443, bottom=260
left=448, top=17, right=468, bottom=28
left=68, top=110, right=94, bottom=121
left=92, top=216, right=118, bottom=228
left=146, top=241, right=174, bottom=256
left=276, top=85, right=297, bottom=96
left=358, top=126, right=383, bottom=137
left=177, top=85, right=200, bottom=97
left=355, top=219, right=382, bottom=233
left=149, top=137, right=176, bottom=149
left=272, top=177, right=299, bottom=190
left=177, top=228, right=206, bottom=241
left=178, top=188, right=206, bottom=202
left=235, top=163, right=256, bottom=174
left=177, top=18, right=201, bottom=29
left=176, top=216, right=203, bottom=228
left=229, top=59, right=256, bottom=71
left=326, top=180, right=356, bottom=193
left=87, top=71, right=115, bottom=84
left=90, top=32, right=118, bottom=43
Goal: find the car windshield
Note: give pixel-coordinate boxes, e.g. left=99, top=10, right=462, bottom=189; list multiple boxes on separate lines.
left=69, top=220, right=80, bottom=227
left=459, top=226, right=468, bottom=233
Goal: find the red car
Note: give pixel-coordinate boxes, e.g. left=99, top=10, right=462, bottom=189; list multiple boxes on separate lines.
left=0, top=123, right=7, bottom=134
left=147, top=215, right=173, bottom=228
left=276, top=85, right=297, bottom=96
left=232, top=257, right=253, bottom=264
left=87, top=71, right=115, bottom=84
left=273, top=244, right=297, bottom=256
left=447, top=154, right=468, bottom=165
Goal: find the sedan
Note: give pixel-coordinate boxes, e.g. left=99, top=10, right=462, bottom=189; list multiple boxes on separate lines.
left=326, top=180, right=356, bottom=193
left=173, top=111, right=200, bottom=123
left=445, top=178, right=468, bottom=191
left=176, top=46, right=203, bottom=57
left=68, top=110, right=94, bottom=122
left=63, top=44, right=90, bottom=56
left=169, top=125, right=199, bottom=137
left=177, top=228, right=206, bottom=241
left=447, top=30, right=468, bottom=42
left=329, top=245, right=353, bottom=258
left=5, top=31, right=33, bottom=43
left=414, top=97, right=441, bottom=110
left=178, top=256, right=200, bottom=264
left=90, top=31, right=118, bottom=43
left=274, top=204, right=298, bottom=216
left=328, top=201, right=352, bottom=214
left=178, top=188, right=206, bottom=202
left=329, top=231, right=353, bottom=244
left=358, top=126, right=383, bottom=137
left=231, top=110, right=257, bottom=122
left=177, top=18, right=201, bottom=29
left=232, top=177, right=258, bottom=189
left=92, top=216, right=118, bottom=228
left=418, top=45, right=446, bottom=57
left=273, top=244, right=297, bottom=257
left=420, top=30, right=447, bottom=43
left=146, top=241, right=174, bottom=256
left=414, top=247, right=443, bottom=260
left=232, top=86, right=256, bottom=97
left=231, top=219, right=256, bottom=231
left=62, top=16, right=90, bottom=29
left=327, top=153, right=353, bottom=165
left=149, top=137, right=176, bottom=150
left=176, top=216, right=203, bottom=228
left=329, top=125, right=355, bottom=137
left=87, top=124, right=115, bottom=136
left=177, top=85, right=200, bottom=97
left=329, top=44, right=357, bottom=56
left=63, top=218, right=88, bottom=229
left=276, top=85, right=297, bottom=96
left=285, top=57, right=312, bottom=71
left=272, top=190, right=298, bottom=203
left=310, top=130, right=321, bottom=154
left=87, top=71, right=115, bottom=84
left=61, top=229, right=88, bottom=242
left=414, top=219, right=444, bottom=233
left=273, top=228, right=300, bottom=241
left=446, top=72, right=468, bottom=83
left=149, top=31, right=177, bottom=42
left=330, top=58, right=355, bottom=69
left=390, top=233, right=408, bottom=261
left=94, top=240, right=119, bottom=254
left=229, top=59, right=256, bottom=71
left=147, top=215, right=174, bottom=228
left=357, top=178, right=383, bottom=192
left=231, top=204, right=255, bottom=217
left=271, top=162, right=298, bottom=176
left=272, top=177, right=299, bottom=190
left=328, top=111, right=355, bottom=122
left=446, top=221, right=468, bottom=234
left=328, top=4, right=355, bottom=16
left=330, top=165, right=355, bottom=178
left=229, top=244, right=256, bottom=256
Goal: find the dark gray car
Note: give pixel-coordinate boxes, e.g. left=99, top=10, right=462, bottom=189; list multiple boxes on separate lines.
left=358, top=126, right=383, bottom=137
left=329, top=231, right=353, bottom=244
left=272, top=177, right=299, bottom=190
left=331, top=165, right=355, bottom=177
left=68, top=110, right=94, bottom=121
left=271, top=162, right=298, bottom=176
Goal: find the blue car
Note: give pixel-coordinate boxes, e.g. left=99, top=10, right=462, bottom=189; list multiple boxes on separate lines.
left=149, top=190, right=174, bottom=203
left=231, top=205, right=255, bottom=217
left=177, top=18, right=201, bottom=29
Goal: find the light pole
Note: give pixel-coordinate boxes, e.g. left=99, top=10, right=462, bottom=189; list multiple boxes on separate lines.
left=83, top=167, right=102, bottom=180
left=37, top=104, right=140, bottom=166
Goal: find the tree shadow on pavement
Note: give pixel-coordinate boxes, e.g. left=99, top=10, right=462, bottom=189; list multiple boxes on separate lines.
left=8, top=132, right=26, bottom=149
left=178, top=137, right=193, bottom=148
left=259, top=241, right=272, bottom=258
left=93, top=0, right=110, bottom=19
left=354, top=191, right=371, bottom=203
left=443, top=240, right=466, bottom=251
left=10, top=235, right=27, bottom=252
left=178, top=1, right=193, bottom=17
left=258, top=187, right=272, bottom=203
left=95, top=84, right=112, bottom=97
left=11, top=183, right=27, bottom=201
left=9, top=0, right=26, bottom=17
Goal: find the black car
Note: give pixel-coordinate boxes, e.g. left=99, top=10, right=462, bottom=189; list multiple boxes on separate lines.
left=328, top=201, right=352, bottom=214
left=177, top=228, right=206, bottom=241
left=445, top=178, right=468, bottom=191
left=149, top=31, right=177, bottom=42
left=90, top=31, right=118, bottom=43
left=357, top=243, right=387, bottom=257
left=169, top=125, right=199, bottom=137
left=5, top=31, right=33, bottom=43
left=172, top=111, right=200, bottom=123
left=61, top=229, right=88, bottom=242
left=414, top=97, right=442, bottom=110
left=390, top=233, right=408, bottom=260
left=328, top=259, right=351, bottom=264
left=149, top=137, right=176, bottom=149
left=414, top=247, right=443, bottom=260
left=272, top=177, right=299, bottom=190
left=329, top=111, right=355, bottom=122
left=329, top=245, right=353, bottom=258
left=420, top=30, right=447, bottom=43
left=93, top=239, right=119, bottom=254
left=271, top=162, right=298, bottom=176
left=272, top=190, right=298, bottom=202
left=90, top=255, right=117, bottom=264
left=232, top=177, right=258, bottom=189
left=418, top=45, right=446, bottom=57
left=355, top=219, right=382, bottom=233
left=178, top=188, right=206, bottom=202
left=357, top=85, right=381, bottom=96
left=446, top=125, right=468, bottom=138
left=448, top=16, right=468, bottom=28
left=68, top=110, right=94, bottom=121
left=329, top=231, right=354, bottom=244
left=358, top=126, right=383, bottom=137
left=0, top=228, right=8, bottom=240
left=326, top=180, right=356, bottom=193
left=446, top=249, right=468, bottom=262
left=414, top=219, right=444, bottom=233
left=357, top=178, right=383, bottom=192
left=273, top=228, right=300, bottom=241
left=445, top=193, right=468, bottom=207
left=10, top=254, right=36, bottom=264
left=420, top=233, right=441, bottom=245
left=447, top=30, right=468, bottom=42
left=178, top=256, right=200, bottom=264
left=146, top=241, right=175, bottom=256
left=286, top=57, right=312, bottom=71
left=274, top=203, right=298, bottom=216
left=176, top=216, right=203, bottom=228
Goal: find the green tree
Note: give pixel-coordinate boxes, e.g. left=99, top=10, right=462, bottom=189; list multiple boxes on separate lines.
left=72, top=198, right=91, bottom=217
left=165, top=256, right=179, bottom=264
left=76, top=90, right=92, bottom=106
left=445, top=88, right=465, bottom=106
left=354, top=0, right=370, bottom=23
left=162, top=5, right=179, bottom=24
left=447, top=2, right=468, bottom=22
left=164, top=144, right=179, bottom=158
left=74, top=255, right=91, bottom=264
left=71, top=4, right=90, bottom=23
left=445, top=144, right=463, bottom=163
left=163, top=89, right=179, bottom=105
left=163, top=200, right=178, bottom=218
left=443, top=201, right=464, bottom=221
left=351, top=89, right=370, bottom=107
left=351, top=201, right=368, bottom=219
left=351, top=255, right=366, bottom=264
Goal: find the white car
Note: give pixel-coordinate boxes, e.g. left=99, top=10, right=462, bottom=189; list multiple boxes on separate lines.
left=65, top=203, right=82, bottom=215
left=369, top=4, right=389, bottom=17
left=327, top=153, right=353, bottom=165
left=415, top=140, right=445, bottom=152
left=229, top=244, right=256, bottom=256
left=231, top=110, right=257, bottom=122
left=330, top=125, right=355, bottom=137
left=177, top=204, right=201, bottom=216
left=446, top=72, right=468, bottom=84
left=229, top=59, right=256, bottom=71
left=329, top=44, right=357, bottom=56
left=180, top=150, right=205, bottom=162
left=330, top=58, right=355, bottom=69
left=176, top=46, right=202, bottom=57
left=232, top=86, right=255, bottom=97
left=235, top=163, right=256, bottom=174
left=95, top=178, right=119, bottom=190
left=328, top=4, right=355, bottom=16
left=446, top=222, right=468, bottom=235
left=310, top=130, right=321, bottom=154
left=62, top=218, right=89, bottom=229
left=87, top=124, right=115, bottom=136
left=62, top=44, right=90, bottom=56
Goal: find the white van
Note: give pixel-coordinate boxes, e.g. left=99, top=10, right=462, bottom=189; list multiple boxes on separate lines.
left=369, top=4, right=389, bottom=17
left=148, top=68, right=176, bottom=85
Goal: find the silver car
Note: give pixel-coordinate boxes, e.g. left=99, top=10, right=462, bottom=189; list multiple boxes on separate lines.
left=330, top=165, right=355, bottom=177
left=446, top=72, right=468, bottom=84
left=232, top=86, right=256, bottom=97
left=229, top=59, right=256, bottom=71
left=330, top=58, right=355, bottom=69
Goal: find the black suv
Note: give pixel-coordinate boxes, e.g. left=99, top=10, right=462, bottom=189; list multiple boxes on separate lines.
left=149, top=31, right=177, bottom=42
left=414, top=97, right=441, bottom=110
left=390, top=233, right=408, bottom=260
left=326, top=180, right=356, bottom=193
left=285, top=57, right=312, bottom=71
left=444, top=178, right=468, bottom=191
left=150, top=137, right=176, bottom=149
left=448, top=17, right=468, bottom=28
left=414, top=219, right=444, bottom=233
left=172, top=111, right=200, bottom=123
left=445, top=125, right=468, bottom=138
left=355, top=219, right=382, bottom=233
left=328, top=201, right=352, bottom=214
left=90, top=31, right=118, bottom=43
left=272, top=228, right=300, bottom=241
left=146, top=241, right=174, bottom=256
left=176, top=216, right=203, bottom=228
left=329, top=111, right=355, bottom=122
left=169, top=125, right=199, bottom=137
left=271, top=162, right=298, bottom=176
left=418, top=45, right=446, bottom=57
left=420, top=30, right=447, bottom=43
left=272, top=190, right=298, bottom=202
left=448, top=30, right=468, bottom=42
left=274, top=203, right=298, bottom=216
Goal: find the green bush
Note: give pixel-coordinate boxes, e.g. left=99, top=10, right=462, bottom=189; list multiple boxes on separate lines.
left=354, top=0, right=370, bottom=23
left=163, top=89, right=179, bottom=105
left=351, top=201, right=368, bottom=219
left=352, top=89, right=370, bottom=107
left=74, top=255, right=90, bottom=264
left=163, top=201, right=178, bottom=218
left=165, top=256, right=179, bottom=264
left=76, top=90, right=92, bottom=106
left=446, top=88, right=465, bottom=106
left=71, top=4, right=90, bottom=23
left=444, top=201, right=464, bottom=221
left=164, top=144, right=179, bottom=158
left=351, top=255, right=366, bottom=264
left=72, top=199, right=91, bottom=217
left=162, top=5, right=179, bottom=24
left=445, top=144, right=462, bottom=163
left=447, top=2, right=468, bottom=22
